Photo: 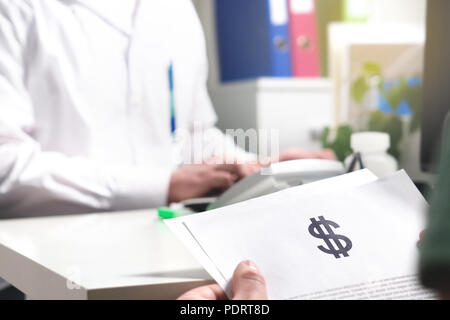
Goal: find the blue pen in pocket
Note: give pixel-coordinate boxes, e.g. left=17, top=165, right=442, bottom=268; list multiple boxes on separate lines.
left=168, top=62, right=176, bottom=138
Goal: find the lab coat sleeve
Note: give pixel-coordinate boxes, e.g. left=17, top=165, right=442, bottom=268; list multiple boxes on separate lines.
left=0, top=2, right=171, bottom=218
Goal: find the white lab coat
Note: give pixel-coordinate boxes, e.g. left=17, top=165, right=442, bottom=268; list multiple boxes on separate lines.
left=0, top=0, right=250, bottom=218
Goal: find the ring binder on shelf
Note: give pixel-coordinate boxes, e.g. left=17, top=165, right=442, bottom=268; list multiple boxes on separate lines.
left=215, top=0, right=293, bottom=82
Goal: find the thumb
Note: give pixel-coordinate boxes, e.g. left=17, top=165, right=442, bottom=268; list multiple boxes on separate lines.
left=232, top=260, right=268, bottom=300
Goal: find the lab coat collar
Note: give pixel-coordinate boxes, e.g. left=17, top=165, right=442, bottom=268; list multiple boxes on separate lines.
left=66, top=0, right=140, bottom=37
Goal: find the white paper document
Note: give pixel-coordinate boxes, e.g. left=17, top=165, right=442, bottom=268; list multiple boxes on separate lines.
left=166, top=170, right=436, bottom=300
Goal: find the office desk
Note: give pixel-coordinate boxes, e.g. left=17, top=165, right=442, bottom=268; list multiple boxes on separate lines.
left=0, top=210, right=212, bottom=299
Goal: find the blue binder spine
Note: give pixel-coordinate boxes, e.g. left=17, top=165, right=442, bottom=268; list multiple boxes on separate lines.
left=215, top=0, right=292, bottom=82
left=266, top=2, right=292, bottom=78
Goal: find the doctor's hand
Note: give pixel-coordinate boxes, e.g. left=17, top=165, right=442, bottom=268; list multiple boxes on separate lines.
left=277, top=148, right=337, bottom=162
left=168, top=163, right=252, bottom=203
left=177, top=260, right=268, bottom=300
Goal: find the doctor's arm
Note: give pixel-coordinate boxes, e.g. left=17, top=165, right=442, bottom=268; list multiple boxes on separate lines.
left=0, top=124, right=174, bottom=218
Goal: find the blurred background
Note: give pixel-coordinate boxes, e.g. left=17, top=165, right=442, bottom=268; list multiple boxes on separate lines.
left=191, top=0, right=430, bottom=184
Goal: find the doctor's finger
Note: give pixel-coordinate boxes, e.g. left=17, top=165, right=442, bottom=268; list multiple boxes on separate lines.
left=214, top=163, right=248, bottom=178
left=237, top=163, right=261, bottom=177
left=207, top=171, right=237, bottom=190
left=317, top=149, right=338, bottom=160
left=232, top=260, right=268, bottom=300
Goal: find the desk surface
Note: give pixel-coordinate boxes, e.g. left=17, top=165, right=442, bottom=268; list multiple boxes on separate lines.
left=0, top=210, right=212, bottom=299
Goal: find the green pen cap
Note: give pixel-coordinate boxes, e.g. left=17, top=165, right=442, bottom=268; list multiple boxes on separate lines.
left=158, top=207, right=178, bottom=220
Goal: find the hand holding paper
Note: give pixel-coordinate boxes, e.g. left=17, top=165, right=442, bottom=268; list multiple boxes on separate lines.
left=178, top=260, right=268, bottom=300
left=167, top=170, right=435, bottom=300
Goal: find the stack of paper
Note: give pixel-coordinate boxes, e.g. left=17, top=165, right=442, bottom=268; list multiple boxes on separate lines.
left=166, top=170, right=435, bottom=300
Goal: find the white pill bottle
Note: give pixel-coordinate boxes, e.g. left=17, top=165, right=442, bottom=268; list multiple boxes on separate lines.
left=345, top=132, right=398, bottom=178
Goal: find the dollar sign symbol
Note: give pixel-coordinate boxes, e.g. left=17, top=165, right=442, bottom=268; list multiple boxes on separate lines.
left=308, top=216, right=352, bottom=259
